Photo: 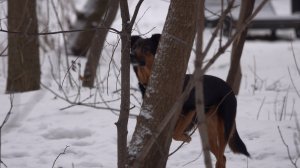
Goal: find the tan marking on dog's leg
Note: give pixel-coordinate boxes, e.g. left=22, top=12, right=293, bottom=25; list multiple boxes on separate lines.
left=216, top=118, right=227, bottom=168
left=207, top=112, right=219, bottom=161
left=173, top=111, right=195, bottom=142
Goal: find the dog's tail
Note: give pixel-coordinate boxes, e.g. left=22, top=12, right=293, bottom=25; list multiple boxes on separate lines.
left=228, top=125, right=250, bottom=157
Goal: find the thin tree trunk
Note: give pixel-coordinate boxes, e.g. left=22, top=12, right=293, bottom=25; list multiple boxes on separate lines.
left=82, top=0, right=119, bottom=87
left=6, top=0, right=40, bottom=93
left=127, top=1, right=197, bottom=167
left=116, top=0, right=144, bottom=167
left=69, top=0, right=110, bottom=56
left=226, top=0, right=255, bottom=95
left=116, top=1, right=131, bottom=167
left=195, top=0, right=213, bottom=167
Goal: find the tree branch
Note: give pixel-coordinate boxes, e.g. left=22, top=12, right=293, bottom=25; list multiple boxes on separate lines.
left=0, top=94, right=14, bottom=168
left=278, top=126, right=299, bottom=168
left=51, top=145, right=70, bottom=168
left=0, top=26, right=120, bottom=36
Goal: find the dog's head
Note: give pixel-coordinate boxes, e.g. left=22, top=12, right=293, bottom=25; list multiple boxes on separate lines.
left=130, top=34, right=161, bottom=86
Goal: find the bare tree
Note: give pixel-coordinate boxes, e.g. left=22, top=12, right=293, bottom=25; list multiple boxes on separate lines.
left=226, top=0, right=255, bottom=94
left=6, top=0, right=40, bottom=93
left=82, top=0, right=119, bottom=87
left=68, top=0, right=110, bottom=56
left=127, top=1, right=197, bottom=167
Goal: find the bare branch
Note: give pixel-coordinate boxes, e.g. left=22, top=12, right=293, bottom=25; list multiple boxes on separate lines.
left=0, top=26, right=120, bottom=36
left=288, top=67, right=300, bottom=98
left=202, top=0, right=269, bottom=73
left=0, top=94, right=14, bottom=168
left=0, top=94, right=14, bottom=129
left=256, top=96, right=266, bottom=120
left=277, top=126, right=299, bottom=168
left=40, top=83, right=137, bottom=116
left=129, top=0, right=144, bottom=30
left=291, top=42, right=300, bottom=76
left=51, top=145, right=70, bottom=168
left=50, top=0, right=73, bottom=87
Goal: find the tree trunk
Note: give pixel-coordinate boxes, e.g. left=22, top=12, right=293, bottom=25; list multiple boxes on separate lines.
left=195, top=0, right=213, bottom=167
left=68, top=0, right=110, bottom=56
left=6, top=0, right=40, bottom=93
left=127, top=1, right=197, bottom=167
left=82, top=0, right=119, bottom=87
left=116, top=1, right=131, bottom=168
left=226, top=0, right=255, bottom=95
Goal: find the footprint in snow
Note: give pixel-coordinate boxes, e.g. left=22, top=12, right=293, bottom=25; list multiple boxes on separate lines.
left=42, top=128, right=92, bottom=140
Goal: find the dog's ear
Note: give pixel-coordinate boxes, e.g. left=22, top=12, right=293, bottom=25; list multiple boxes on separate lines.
left=131, top=35, right=141, bottom=47
left=150, top=34, right=161, bottom=48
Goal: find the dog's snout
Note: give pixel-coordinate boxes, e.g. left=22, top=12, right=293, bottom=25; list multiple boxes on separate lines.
left=130, top=51, right=146, bottom=67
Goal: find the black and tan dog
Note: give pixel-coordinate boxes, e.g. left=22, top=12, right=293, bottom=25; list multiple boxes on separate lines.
left=130, top=34, right=250, bottom=168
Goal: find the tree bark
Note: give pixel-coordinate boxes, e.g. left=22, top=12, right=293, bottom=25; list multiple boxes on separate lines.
left=68, top=0, right=110, bottom=56
left=226, top=0, right=255, bottom=95
left=6, top=0, right=40, bottom=93
left=194, top=0, right=213, bottom=167
left=127, top=1, right=197, bottom=167
left=82, top=0, right=119, bottom=87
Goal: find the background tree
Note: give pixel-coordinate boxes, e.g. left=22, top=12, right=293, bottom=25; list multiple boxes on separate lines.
left=82, top=0, right=119, bottom=87
left=6, top=0, right=40, bottom=93
left=68, top=0, right=111, bottom=56
left=226, top=0, right=255, bottom=94
left=127, top=0, right=197, bottom=167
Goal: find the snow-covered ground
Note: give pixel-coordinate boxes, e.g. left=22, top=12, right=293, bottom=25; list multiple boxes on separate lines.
left=1, top=0, right=300, bottom=167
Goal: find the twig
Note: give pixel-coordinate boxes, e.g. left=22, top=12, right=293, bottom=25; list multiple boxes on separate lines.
left=294, top=112, right=300, bottom=157
left=182, top=151, right=203, bottom=167
left=51, top=145, right=69, bottom=168
left=291, top=42, right=300, bottom=76
left=0, top=94, right=14, bottom=168
left=169, top=126, right=198, bottom=157
left=41, top=83, right=119, bottom=114
left=290, top=99, right=296, bottom=121
left=277, top=126, right=298, bottom=168
left=202, top=0, right=269, bottom=73
left=0, top=26, right=120, bottom=35
left=288, top=67, right=300, bottom=98
left=256, top=96, right=266, bottom=120
left=50, top=0, right=73, bottom=88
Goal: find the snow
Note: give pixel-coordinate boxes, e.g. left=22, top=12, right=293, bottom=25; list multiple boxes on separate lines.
left=0, top=0, right=300, bottom=168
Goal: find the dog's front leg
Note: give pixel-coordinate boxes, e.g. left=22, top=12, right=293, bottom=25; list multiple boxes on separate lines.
left=173, top=111, right=196, bottom=142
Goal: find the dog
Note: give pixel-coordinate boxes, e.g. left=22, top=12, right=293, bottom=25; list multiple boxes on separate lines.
left=130, top=34, right=250, bottom=168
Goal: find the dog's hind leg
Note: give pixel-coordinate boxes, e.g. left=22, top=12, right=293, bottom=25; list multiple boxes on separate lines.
left=173, top=111, right=195, bottom=142
left=206, top=107, right=226, bottom=168
left=206, top=111, right=219, bottom=166
left=215, top=117, right=227, bottom=168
